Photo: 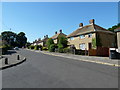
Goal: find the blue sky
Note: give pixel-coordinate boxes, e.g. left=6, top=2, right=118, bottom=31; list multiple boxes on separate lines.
left=2, top=2, right=118, bottom=42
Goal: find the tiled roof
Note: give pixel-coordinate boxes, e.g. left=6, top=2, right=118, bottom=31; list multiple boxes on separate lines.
left=67, top=24, right=114, bottom=38
left=51, top=33, right=67, bottom=39
left=114, top=27, right=120, bottom=32
left=41, top=37, right=48, bottom=42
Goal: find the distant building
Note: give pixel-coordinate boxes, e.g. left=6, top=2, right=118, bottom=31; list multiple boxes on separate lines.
left=67, top=19, right=115, bottom=50
left=51, top=30, right=67, bottom=44
left=32, top=38, right=41, bottom=46
left=38, top=35, right=49, bottom=47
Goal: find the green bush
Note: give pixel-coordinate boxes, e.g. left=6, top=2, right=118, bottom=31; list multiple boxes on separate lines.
left=63, top=48, right=71, bottom=53
left=34, top=45, right=42, bottom=50
left=58, top=48, right=64, bottom=53
left=58, top=35, right=68, bottom=48
left=34, top=45, right=39, bottom=50
left=42, top=47, right=48, bottom=51
left=49, top=44, right=55, bottom=52
left=27, top=46, right=30, bottom=49
left=46, top=38, right=54, bottom=50
left=1, top=45, right=8, bottom=55
left=58, top=44, right=64, bottom=53
left=30, top=45, right=35, bottom=49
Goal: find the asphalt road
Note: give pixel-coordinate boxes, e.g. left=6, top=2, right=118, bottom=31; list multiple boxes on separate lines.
left=2, top=49, right=119, bottom=88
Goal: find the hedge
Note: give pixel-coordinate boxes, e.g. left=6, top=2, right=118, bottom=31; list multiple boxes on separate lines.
left=49, top=44, right=55, bottom=52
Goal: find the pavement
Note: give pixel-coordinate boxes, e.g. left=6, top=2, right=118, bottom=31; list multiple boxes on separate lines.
left=2, top=49, right=119, bottom=88
left=28, top=49, right=120, bottom=67
left=0, top=50, right=26, bottom=69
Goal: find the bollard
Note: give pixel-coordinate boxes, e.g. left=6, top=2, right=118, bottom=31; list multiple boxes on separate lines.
left=17, top=55, right=20, bottom=60
left=5, top=58, right=8, bottom=64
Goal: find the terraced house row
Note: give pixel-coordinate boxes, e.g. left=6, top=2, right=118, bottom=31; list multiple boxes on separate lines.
left=32, top=19, right=119, bottom=56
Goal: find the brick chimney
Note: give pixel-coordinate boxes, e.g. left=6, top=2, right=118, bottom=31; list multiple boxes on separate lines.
left=55, top=31, right=57, bottom=34
left=89, top=19, right=95, bottom=24
left=44, top=36, right=46, bottom=38
left=38, top=38, right=41, bottom=41
left=79, top=23, right=83, bottom=27
left=60, top=29, right=62, bottom=33
left=46, top=35, right=48, bottom=38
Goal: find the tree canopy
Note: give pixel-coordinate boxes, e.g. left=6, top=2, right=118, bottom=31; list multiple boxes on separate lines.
left=58, top=35, right=68, bottom=48
left=16, top=32, right=27, bottom=48
left=1, top=31, right=17, bottom=47
left=108, top=23, right=120, bottom=32
left=1, top=31, right=27, bottom=48
left=46, top=38, right=54, bottom=49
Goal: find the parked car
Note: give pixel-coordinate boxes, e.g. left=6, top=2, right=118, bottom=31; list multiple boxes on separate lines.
left=14, top=47, right=19, bottom=50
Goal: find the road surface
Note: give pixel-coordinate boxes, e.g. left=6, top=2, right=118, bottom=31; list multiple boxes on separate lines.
left=2, top=49, right=119, bottom=88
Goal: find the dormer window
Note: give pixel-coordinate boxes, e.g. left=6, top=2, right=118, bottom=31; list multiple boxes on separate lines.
left=88, top=33, right=92, bottom=38
left=80, top=35, right=85, bottom=39
left=70, top=37, right=74, bottom=40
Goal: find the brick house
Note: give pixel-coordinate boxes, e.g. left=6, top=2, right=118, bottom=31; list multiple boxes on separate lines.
left=51, top=30, right=67, bottom=44
left=67, top=19, right=115, bottom=51
left=32, top=38, right=41, bottom=46
left=114, top=27, right=120, bottom=52
left=38, top=35, right=49, bottom=47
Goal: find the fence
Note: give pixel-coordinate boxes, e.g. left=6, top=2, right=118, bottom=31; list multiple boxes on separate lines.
left=75, top=49, right=88, bottom=55
left=88, top=47, right=109, bottom=57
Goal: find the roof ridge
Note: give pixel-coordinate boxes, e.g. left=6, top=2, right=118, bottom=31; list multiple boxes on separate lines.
left=67, top=24, right=93, bottom=37
left=93, top=24, right=107, bottom=31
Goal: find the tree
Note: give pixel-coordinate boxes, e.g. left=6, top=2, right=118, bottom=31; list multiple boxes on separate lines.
left=108, top=23, right=120, bottom=32
left=58, top=35, right=68, bottom=48
left=1, top=31, right=17, bottom=47
left=49, top=44, right=55, bottom=52
left=57, top=35, right=68, bottom=53
left=46, top=38, right=54, bottom=50
left=25, top=42, right=31, bottom=48
left=16, top=32, right=27, bottom=48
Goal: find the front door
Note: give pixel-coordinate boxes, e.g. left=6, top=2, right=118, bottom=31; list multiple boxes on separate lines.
left=88, top=43, right=92, bottom=50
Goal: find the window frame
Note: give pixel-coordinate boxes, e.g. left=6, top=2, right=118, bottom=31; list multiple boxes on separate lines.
left=70, top=37, right=74, bottom=40
left=80, top=35, right=85, bottom=39
left=88, top=33, right=92, bottom=38
left=79, top=43, right=85, bottom=50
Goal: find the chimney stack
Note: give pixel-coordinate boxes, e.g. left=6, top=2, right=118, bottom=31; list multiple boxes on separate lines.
left=60, top=29, right=62, bottom=33
left=89, top=19, right=95, bottom=24
left=46, top=35, right=48, bottom=38
left=55, top=31, right=57, bottom=34
left=38, top=38, right=41, bottom=41
left=44, top=36, right=46, bottom=38
left=79, top=23, right=83, bottom=27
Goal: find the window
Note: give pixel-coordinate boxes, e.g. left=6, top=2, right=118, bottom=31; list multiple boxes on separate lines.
left=80, top=35, right=85, bottom=39
left=88, top=33, right=92, bottom=38
left=70, top=37, right=74, bottom=40
left=79, top=43, right=85, bottom=50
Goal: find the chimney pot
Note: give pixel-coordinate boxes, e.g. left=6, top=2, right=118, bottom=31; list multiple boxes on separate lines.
left=60, top=29, right=62, bottom=33
left=55, top=31, right=57, bottom=34
left=38, top=38, right=41, bottom=41
left=79, top=23, right=83, bottom=27
left=89, top=19, right=95, bottom=24
left=46, top=35, right=48, bottom=38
